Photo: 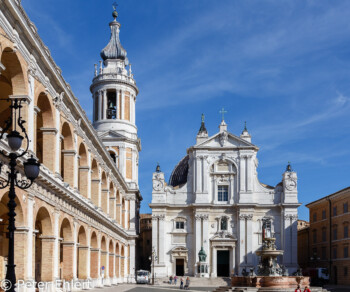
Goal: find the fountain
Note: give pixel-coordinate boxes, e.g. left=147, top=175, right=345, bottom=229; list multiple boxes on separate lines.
left=229, top=218, right=324, bottom=292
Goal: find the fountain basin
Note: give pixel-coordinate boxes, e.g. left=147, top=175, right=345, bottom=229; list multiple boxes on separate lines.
left=231, top=276, right=310, bottom=288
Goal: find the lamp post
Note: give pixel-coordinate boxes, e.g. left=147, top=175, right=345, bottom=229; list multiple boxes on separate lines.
left=149, top=247, right=157, bottom=285
left=0, top=98, right=40, bottom=292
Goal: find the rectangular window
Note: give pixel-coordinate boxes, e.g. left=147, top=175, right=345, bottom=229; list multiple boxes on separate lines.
left=333, top=206, right=337, bottom=216
left=333, top=227, right=338, bottom=240
left=322, top=210, right=326, bottom=220
left=321, top=247, right=327, bottom=260
left=313, top=230, right=317, bottom=243
left=333, top=247, right=337, bottom=259
left=313, top=213, right=317, bottom=222
left=322, top=229, right=327, bottom=242
left=344, top=246, right=349, bottom=258
left=344, top=267, right=348, bottom=277
left=344, top=202, right=348, bottom=214
left=218, top=185, right=228, bottom=201
left=344, top=226, right=349, bottom=238
left=176, top=221, right=184, bottom=229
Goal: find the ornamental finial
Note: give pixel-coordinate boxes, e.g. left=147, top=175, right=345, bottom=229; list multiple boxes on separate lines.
left=244, top=121, right=247, bottom=131
left=156, top=162, right=161, bottom=173
left=112, top=2, right=118, bottom=20
left=219, top=107, right=227, bottom=121
left=286, top=162, right=292, bottom=172
left=201, top=113, right=205, bottom=123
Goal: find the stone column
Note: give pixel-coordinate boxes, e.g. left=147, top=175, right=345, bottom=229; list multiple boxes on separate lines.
left=53, top=209, right=60, bottom=280
left=73, top=220, right=79, bottom=280
left=129, top=199, right=136, bottom=231
left=121, top=91, right=125, bottom=120
left=158, top=215, right=166, bottom=264
left=238, top=214, right=246, bottom=267
left=54, top=107, right=61, bottom=176
left=194, top=215, right=202, bottom=263
left=202, top=215, right=209, bottom=257
left=239, top=155, right=246, bottom=192
left=195, top=157, right=202, bottom=193
left=26, top=193, right=35, bottom=281
left=202, top=156, right=208, bottom=193
left=98, top=90, right=102, bottom=121
left=14, top=227, right=28, bottom=280
left=87, top=150, right=92, bottom=200
left=27, top=73, right=35, bottom=152
left=116, top=203, right=122, bottom=225
left=103, top=90, right=107, bottom=120
left=86, top=227, right=91, bottom=279
left=116, top=89, right=120, bottom=119
left=129, top=242, right=136, bottom=281
left=119, top=146, right=125, bottom=178
left=124, top=200, right=129, bottom=230
left=152, top=216, right=158, bottom=263
left=246, top=155, right=253, bottom=192
left=211, top=247, right=217, bottom=277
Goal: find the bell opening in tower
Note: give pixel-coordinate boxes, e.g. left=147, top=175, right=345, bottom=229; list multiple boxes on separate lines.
left=107, top=90, right=117, bottom=119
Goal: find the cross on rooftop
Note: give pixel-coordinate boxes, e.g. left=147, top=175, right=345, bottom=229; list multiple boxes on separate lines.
left=219, top=107, right=227, bottom=121
left=113, top=2, right=118, bottom=11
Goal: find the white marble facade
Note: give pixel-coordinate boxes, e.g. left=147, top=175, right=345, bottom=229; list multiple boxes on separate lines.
left=150, top=119, right=299, bottom=278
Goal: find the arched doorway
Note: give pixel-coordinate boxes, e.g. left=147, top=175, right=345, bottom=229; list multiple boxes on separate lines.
left=120, top=245, right=125, bottom=278
left=108, top=240, right=114, bottom=278
left=115, top=243, right=120, bottom=278
left=78, top=143, right=89, bottom=198
left=101, top=173, right=108, bottom=214
left=36, top=93, right=55, bottom=171
left=77, top=226, right=87, bottom=279
left=59, top=218, right=73, bottom=280
left=90, top=231, right=99, bottom=279
left=34, top=207, right=53, bottom=283
left=91, top=159, right=99, bottom=207
left=0, top=47, right=26, bottom=129
left=100, top=236, right=107, bottom=279
left=61, top=122, right=74, bottom=186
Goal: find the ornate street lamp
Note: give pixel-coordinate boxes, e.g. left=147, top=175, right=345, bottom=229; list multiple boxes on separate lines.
left=0, top=98, right=40, bottom=292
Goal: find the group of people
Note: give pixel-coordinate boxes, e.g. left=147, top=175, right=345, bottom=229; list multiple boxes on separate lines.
left=169, top=275, right=190, bottom=290
left=295, top=285, right=311, bottom=292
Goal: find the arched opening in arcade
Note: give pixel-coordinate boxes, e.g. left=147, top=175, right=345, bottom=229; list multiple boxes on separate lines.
left=90, top=231, right=99, bottom=279
left=59, top=218, right=73, bottom=280
left=77, top=226, right=88, bottom=279
left=34, top=206, right=53, bottom=283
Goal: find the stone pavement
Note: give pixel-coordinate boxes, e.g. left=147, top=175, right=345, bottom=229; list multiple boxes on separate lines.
left=88, top=284, right=216, bottom=292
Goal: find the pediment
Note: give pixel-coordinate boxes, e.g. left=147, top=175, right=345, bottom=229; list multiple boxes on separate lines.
left=196, top=132, right=257, bottom=149
left=210, top=231, right=237, bottom=241
left=99, top=130, right=124, bottom=139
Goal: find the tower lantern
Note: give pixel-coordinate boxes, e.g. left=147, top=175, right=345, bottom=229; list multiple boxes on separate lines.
left=90, top=6, right=141, bottom=185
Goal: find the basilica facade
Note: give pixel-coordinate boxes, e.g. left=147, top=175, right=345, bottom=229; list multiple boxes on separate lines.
left=150, top=118, right=299, bottom=278
left=0, top=1, right=140, bottom=290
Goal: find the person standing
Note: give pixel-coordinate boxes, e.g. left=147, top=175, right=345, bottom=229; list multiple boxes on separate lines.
left=185, top=277, right=190, bottom=290
left=169, top=275, right=173, bottom=284
left=174, top=275, right=178, bottom=285
left=303, top=286, right=311, bottom=292
left=295, top=285, right=302, bottom=292
left=180, top=278, right=184, bottom=289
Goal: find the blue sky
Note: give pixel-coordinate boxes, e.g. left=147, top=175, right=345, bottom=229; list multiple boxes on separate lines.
left=22, top=0, right=350, bottom=220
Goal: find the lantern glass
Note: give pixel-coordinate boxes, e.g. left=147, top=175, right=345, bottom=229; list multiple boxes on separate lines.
left=24, top=156, right=40, bottom=180
left=7, top=131, right=23, bottom=152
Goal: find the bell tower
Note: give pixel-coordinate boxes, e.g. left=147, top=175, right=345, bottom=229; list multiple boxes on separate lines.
left=90, top=6, right=141, bottom=186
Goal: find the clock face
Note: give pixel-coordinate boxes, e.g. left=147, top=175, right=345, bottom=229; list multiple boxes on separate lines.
left=286, top=180, right=297, bottom=191
left=153, top=180, right=163, bottom=191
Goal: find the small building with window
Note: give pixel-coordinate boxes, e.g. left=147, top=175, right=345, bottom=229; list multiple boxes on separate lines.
left=150, top=118, right=299, bottom=278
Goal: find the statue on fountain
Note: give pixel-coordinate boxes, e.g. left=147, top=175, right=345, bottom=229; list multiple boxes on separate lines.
left=256, top=217, right=284, bottom=276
